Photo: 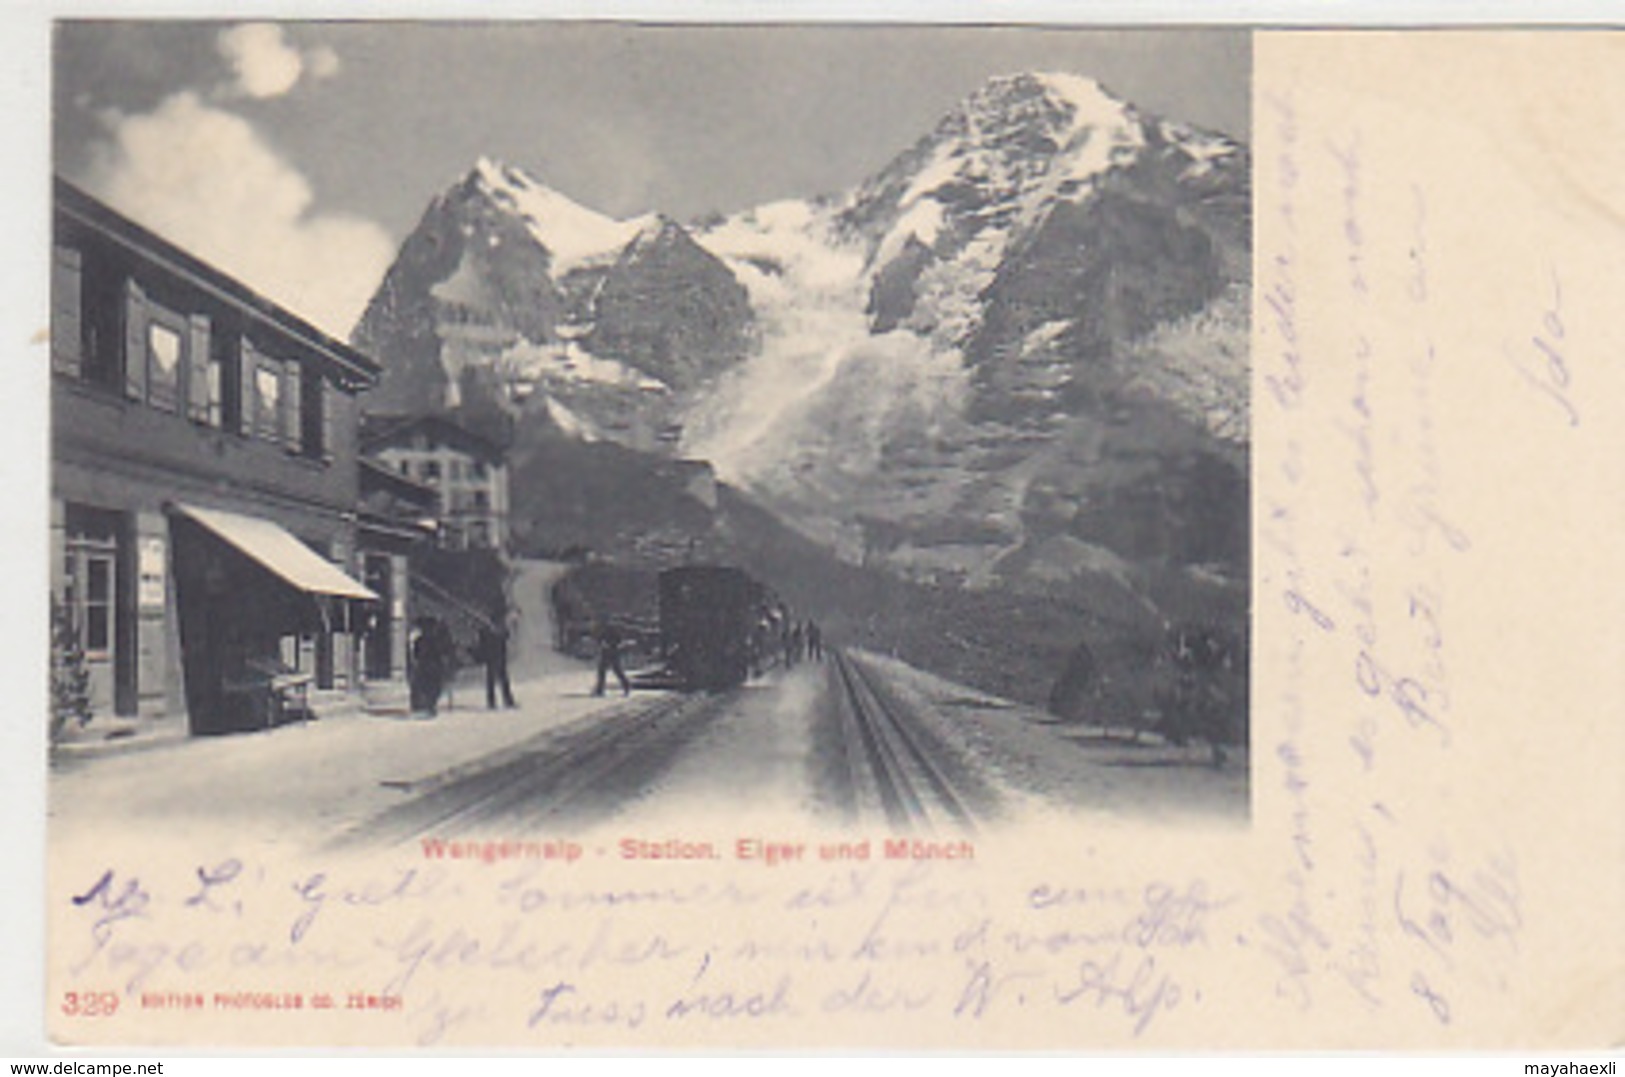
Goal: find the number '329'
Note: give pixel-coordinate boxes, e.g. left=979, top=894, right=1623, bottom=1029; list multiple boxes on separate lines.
left=62, top=991, right=120, bottom=1017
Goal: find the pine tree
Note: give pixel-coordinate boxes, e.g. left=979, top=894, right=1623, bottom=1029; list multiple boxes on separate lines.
left=50, top=594, right=93, bottom=740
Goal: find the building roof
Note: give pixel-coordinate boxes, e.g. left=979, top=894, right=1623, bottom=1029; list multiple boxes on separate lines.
left=359, top=412, right=507, bottom=464
left=54, top=177, right=381, bottom=388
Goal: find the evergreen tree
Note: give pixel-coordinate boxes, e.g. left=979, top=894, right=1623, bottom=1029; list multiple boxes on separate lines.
left=50, top=594, right=93, bottom=740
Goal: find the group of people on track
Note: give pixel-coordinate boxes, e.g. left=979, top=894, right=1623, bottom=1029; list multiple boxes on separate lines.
left=778, top=617, right=822, bottom=667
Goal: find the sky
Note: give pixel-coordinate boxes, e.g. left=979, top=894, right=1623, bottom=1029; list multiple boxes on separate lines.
left=53, top=22, right=1249, bottom=338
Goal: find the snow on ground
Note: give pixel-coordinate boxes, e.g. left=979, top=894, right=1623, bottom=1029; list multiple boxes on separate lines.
left=620, top=667, right=825, bottom=828
left=1119, top=282, right=1251, bottom=443
left=540, top=395, right=602, bottom=441
left=507, top=558, right=582, bottom=679
left=502, top=340, right=667, bottom=393
left=871, top=196, right=945, bottom=268
left=48, top=665, right=625, bottom=850
left=1035, top=72, right=1135, bottom=135
left=852, top=650, right=1249, bottom=829
left=681, top=203, right=871, bottom=481
left=684, top=200, right=971, bottom=488
left=52, top=566, right=610, bottom=851
left=696, top=199, right=864, bottom=299
left=49, top=592, right=1245, bottom=860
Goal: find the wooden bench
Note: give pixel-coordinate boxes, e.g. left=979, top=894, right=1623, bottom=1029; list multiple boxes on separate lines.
left=224, top=660, right=315, bottom=729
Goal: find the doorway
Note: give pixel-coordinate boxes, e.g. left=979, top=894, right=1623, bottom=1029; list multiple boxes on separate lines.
left=363, top=554, right=393, bottom=679
left=63, top=507, right=129, bottom=716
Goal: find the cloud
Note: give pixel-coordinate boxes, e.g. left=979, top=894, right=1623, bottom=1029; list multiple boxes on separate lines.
left=82, top=91, right=394, bottom=339
left=217, top=23, right=338, bottom=99
left=306, top=45, right=341, bottom=81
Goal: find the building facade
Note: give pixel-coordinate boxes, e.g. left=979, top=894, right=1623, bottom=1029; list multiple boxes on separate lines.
left=361, top=415, right=510, bottom=551
left=356, top=458, right=438, bottom=684
left=50, top=180, right=382, bottom=736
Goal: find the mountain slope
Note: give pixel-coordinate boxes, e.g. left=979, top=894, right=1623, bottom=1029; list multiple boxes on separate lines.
left=353, top=158, right=756, bottom=444
left=679, top=73, right=1249, bottom=614
left=353, top=71, right=1251, bottom=715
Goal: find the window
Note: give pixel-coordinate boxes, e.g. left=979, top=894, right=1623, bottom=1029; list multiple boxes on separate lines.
left=65, top=536, right=116, bottom=661
left=449, top=460, right=464, bottom=481
left=255, top=363, right=281, bottom=442
left=471, top=489, right=489, bottom=510
left=470, top=460, right=488, bottom=479
left=83, top=555, right=112, bottom=655
left=146, top=321, right=182, bottom=412
left=398, top=460, right=410, bottom=476
left=421, top=460, right=441, bottom=482
left=119, top=279, right=214, bottom=417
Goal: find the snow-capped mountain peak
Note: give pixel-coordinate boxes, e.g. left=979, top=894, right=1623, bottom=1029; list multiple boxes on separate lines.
left=470, top=156, right=656, bottom=278
left=957, top=71, right=1134, bottom=140
left=357, top=70, right=1250, bottom=613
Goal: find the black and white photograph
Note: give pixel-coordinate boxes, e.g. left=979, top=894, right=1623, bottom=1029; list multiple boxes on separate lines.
left=18, top=15, right=1625, bottom=1058
left=48, top=23, right=1251, bottom=846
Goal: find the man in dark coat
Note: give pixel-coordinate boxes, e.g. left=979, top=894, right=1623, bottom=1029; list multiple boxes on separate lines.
left=409, top=618, right=445, bottom=717
left=479, top=606, right=517, bottom=710
left=592, top=620, right=630, bottom=697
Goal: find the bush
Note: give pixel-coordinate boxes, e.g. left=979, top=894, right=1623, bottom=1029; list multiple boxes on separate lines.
left=50, top=595, right=92, bottom=741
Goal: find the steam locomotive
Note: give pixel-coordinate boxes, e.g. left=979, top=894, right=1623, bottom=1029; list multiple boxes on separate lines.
left=657, top=565, right=766, bottom=691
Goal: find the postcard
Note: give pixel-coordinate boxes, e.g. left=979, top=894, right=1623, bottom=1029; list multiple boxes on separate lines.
left=27, top=22, right=1624, bottom=1050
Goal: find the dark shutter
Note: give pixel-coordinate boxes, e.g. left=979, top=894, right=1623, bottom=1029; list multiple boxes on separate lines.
left=123, top=279, right=147, bottom=401
left=51, top=247, right=83, bottom=377
left=238, top=337, right=258, bottom=436
left=186, top=314, right=211, bottom=422
left=321, top=378, right=338, bottom=463
left=284, top=360, right=303, bottom=452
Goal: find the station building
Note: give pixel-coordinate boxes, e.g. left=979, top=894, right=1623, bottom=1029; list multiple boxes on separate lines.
left=50, top=179, right=386, bottom=736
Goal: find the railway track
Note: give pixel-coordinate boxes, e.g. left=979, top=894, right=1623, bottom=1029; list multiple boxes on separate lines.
left=828, top=650, right=999, bottom=831
left=329, top=691, right=729, bottom=850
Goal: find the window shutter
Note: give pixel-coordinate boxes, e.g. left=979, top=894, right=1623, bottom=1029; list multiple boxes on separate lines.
left=186, top=314, right=211, bottom=422
left=238, top=337, right=258, bottom=436
left=123, top=279, right=148, bottom=401
left=284, top=361, right=303, bottom=452
left=51, top=247, right=83, bottom=377
left=321, top=378, right=338, bottom=462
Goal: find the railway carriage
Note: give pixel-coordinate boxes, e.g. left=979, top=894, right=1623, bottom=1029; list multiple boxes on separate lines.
left=658, top=565, right=760, bottom=691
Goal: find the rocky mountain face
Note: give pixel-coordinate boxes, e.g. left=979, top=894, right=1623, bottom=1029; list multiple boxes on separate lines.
left=353, top=160, right=755, bottom=450
left=681, top=73, right=1249, bottom=628
left=352, top=72, right=1251, bottom=717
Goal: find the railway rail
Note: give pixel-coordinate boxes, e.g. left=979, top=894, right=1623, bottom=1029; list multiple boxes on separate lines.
left=330, top=691, right=728, bottom=849
left=828, top=650, right=998, bottom=831
left=334, top=648, right=999, bottom=848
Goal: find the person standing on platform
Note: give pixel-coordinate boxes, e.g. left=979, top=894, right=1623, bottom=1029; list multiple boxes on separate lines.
left=409, top=618, right=445, bottom=718
left=479, top=604, right=518, bottom=710
left=431, top=618, right=458, bottom=711
left=592, top=619, right=631, bottom=697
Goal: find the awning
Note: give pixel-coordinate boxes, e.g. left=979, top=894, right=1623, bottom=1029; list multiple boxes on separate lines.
left=171, top=503, right=378, bottom=601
